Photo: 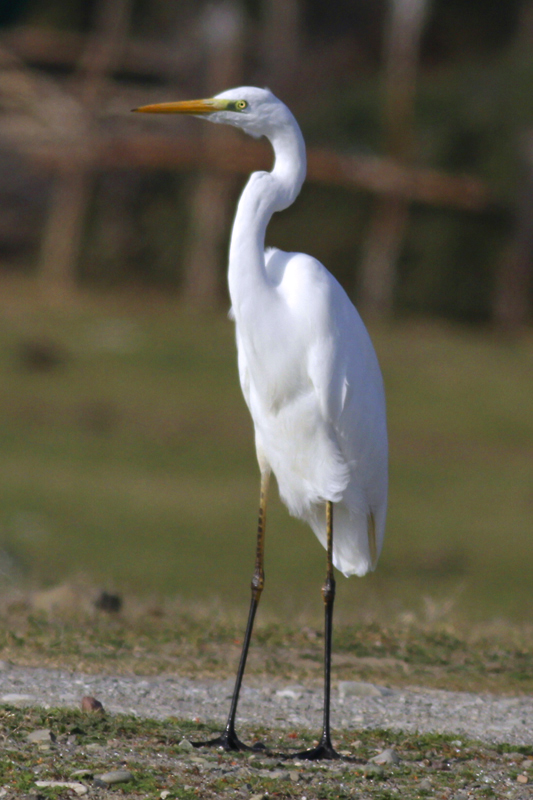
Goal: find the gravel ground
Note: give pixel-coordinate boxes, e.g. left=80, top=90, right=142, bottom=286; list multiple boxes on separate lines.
left=1, top=663, right=532, bottom=747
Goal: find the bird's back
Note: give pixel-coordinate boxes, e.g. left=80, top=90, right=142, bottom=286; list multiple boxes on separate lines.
left=233, top=247, right=388, bottom=578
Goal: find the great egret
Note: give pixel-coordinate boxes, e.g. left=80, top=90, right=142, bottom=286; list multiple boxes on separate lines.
left=134, top=87, right=388, bottom=760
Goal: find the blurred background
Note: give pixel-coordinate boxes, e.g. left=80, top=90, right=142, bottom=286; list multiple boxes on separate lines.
left=0, top=0, right=531, bottom=623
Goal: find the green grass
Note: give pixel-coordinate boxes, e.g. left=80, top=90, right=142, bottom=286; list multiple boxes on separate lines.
left=0, top=281, right=532, bottom=622
left=1, top=704, right=532, bottom=799
left=2, top=604, right=533, bottom=694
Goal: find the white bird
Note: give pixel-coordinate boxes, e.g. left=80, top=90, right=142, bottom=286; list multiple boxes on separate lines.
left=134, top=87, right=388, bottom=760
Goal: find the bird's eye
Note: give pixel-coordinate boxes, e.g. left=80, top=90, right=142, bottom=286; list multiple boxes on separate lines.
left=228, top=100, right=248, bottom=112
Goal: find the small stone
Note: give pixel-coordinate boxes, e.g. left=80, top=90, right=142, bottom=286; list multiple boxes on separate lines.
left=94, top=591, right=122, bottom=613
left=85, top=743, right=103, bottom=752
left=517, top=774, right=528, bottom=784
left=94, top=769, right=133, bottom=785
left=418, top=778, right=432, bottom=791
left=177, top=738, right=194, bottom=752
left=1, top=693, right=35, bottom=706
left=70, top=770, right=94, bottom=779
left=289, top=771, right=300, bottom=782
left=522, top=759, right=533, bottom=769
left=371, top=748, right=401, bottom=765
left=249, top=795, right=267, bottom=800
left=160, top=792, right=171, bottom=799
left=81, top=696, right=104, bottom=713
left=35, top=782, right=87, bottom=796
left=27, top=729, right=56, bottom=744
left=258, top=769, right=289, bottom=780
left=276, top=685, right=304, bottom=700
left=339, top=681, right=383, bottom=699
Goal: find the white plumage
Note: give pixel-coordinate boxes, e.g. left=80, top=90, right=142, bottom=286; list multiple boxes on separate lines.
left=220, top=87, right=388, bottom=577
left=134, top=83, right=389, bottom=759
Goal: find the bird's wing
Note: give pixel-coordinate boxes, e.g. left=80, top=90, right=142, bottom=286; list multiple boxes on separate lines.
left=314, top=275, right=387, bottom=507
left=278, top=251, right=388, bottom=569
left=277, top=252, right=371, bottom=426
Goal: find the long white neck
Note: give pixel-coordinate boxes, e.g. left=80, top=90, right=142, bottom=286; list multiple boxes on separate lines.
left=228, top=114, right=306, bottom=314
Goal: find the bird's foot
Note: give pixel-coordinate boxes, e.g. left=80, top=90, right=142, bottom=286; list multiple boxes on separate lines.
left=289, top=738, right=341, bottom=761
left=191, top=729, right=266, bottom=753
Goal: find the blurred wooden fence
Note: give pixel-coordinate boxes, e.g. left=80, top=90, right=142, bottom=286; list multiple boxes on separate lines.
left=0, top=0, right=527, bottom=325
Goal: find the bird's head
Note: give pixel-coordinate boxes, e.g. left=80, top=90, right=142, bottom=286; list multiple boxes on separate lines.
left=133, top=86, right=292, bottom=140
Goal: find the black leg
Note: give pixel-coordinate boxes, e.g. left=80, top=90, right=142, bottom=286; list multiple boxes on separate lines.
left=192, top=472, right=270, bottom=752
left=291, top=501, right=340, bottom=760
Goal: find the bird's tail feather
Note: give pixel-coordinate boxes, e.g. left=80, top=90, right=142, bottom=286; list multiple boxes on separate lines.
left=304, top=502, right=380, bottom=577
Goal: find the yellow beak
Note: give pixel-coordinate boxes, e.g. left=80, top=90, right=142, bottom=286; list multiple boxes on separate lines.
left=132, top=98, right=226, bottom=115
